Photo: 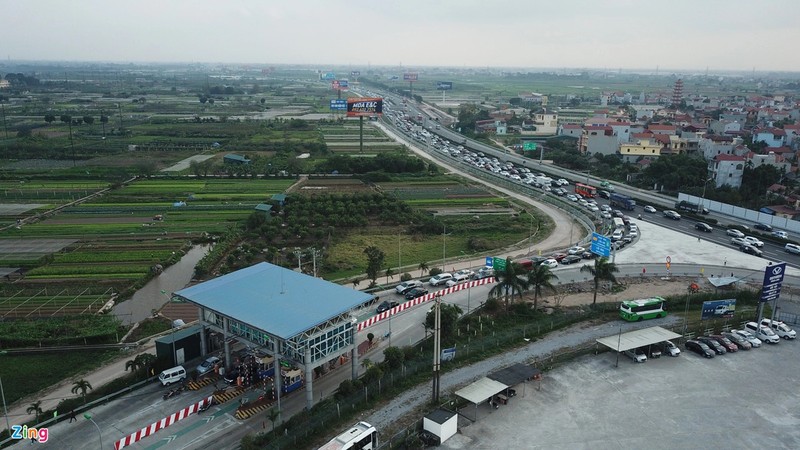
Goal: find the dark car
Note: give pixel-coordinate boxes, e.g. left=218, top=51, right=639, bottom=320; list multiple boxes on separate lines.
left=754, top=223, right=773, bottom=232
left=581, top=251, right=596, bottom=260
left=685, top=340, right=715, bottom=358
left=376, top=301, right=400, bottom=313
left=561, top=255, right=582, bottom=265
left=551, top=253, right=567, bottom=262
left=740, top=244, right=763, bottom=257
left=598, top=190, right=611, bottom=199
left=709, top=335, right=739, bottom=352
left=722, top=331, right=752, bottom=350
left=695, top=222, right=713, bottom=232
left=404, top=288, right=428, bottom=300
left=224, top=368, right=240, bottom=384
left=697, top=336, right=727, bottom=355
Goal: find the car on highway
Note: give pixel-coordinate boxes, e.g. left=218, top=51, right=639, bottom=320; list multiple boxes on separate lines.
left=404, top=288, right=429, bottom=300
left=726, top=229, right=745, bottom=238
left=452, top=269, right=474, bottom=282
left=772, top=230, right=788, bottom=239
left=556, top=178, right=569, bottom=186
left=540, top=258, right=559, bottom=269
left=663, top=210, right=681, bottom=220
left=567, top=246, right=586, bottom=255
left=731, top=237, right=747, bottom=246
left=743, top=236, right=764, bottom=247
left=196, top=356, right=221, bottom=376
left=566, top=194, right=579, bottom=202
left=428, top=273, right=453, bottom=286
left=376, top=300, right=400, bottom=313
left=643, top=205, right=657, bottom=213
left=708, top=335, right=738, bottom=352
left=600, top=204, right=612, bottom=212
left=561, top=255, right=582, bottom=265
left=601, top=211, right=612, bottom=219
left=581, top=251, right=596, bottom=259
left=754, top=223, right=773, bottom=232
left=551, top=253, right=567, bottom=262
left=739, top=244, right=763, bottom=257
left=697, top=336, right=727, bottom=355
left=730, top=329, right=762, bottom=347
left=598, top=190, right=611, bottom=199
left=722, top=331, right=752, bottom=350
left=611, top=230, right=624, bottom=241
left=685, top=340, right=714, bottom=358
left=694, top=222, right=713, bottom=232
left=785, top=243, right=800, bottom=255
left=395, top=280, right=423, bottom=295
left=588, top=204, right=600, bottom=212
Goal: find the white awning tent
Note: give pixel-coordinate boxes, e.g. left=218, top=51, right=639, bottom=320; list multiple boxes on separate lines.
left=595, top=326, right=681, bottom=353
left=454, top=377, right=507, bottom=404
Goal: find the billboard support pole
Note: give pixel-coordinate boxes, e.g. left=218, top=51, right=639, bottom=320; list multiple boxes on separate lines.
left=359, top=116, right=364, bottom=153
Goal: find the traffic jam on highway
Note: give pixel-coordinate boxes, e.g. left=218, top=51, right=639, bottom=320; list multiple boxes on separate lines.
left=382, top=101, right=800, bottom=269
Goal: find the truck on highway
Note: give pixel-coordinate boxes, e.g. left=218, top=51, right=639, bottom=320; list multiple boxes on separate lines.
left=609, top=193, right=636, bottom=211
left=675, top=201, right=709, bottom=215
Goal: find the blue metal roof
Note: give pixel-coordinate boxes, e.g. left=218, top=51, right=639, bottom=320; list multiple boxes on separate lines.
left=175, top=263, right=373, bottom=339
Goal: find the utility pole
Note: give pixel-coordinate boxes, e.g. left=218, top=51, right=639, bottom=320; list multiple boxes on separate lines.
left=293, top=248, right=302, bottom=272
left=432, top=294, right=441, bottom=403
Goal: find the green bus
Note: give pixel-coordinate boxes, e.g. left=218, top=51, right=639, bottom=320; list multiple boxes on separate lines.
left=619, top=297, right=667, bottom=321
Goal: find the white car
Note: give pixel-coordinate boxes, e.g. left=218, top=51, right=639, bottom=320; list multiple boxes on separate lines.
left=643, top=205, right=657, bottom=213
left=566, top=194, right=579, bottom=202
left=744, top=322, right=780, bottom=344
left=760, top=318, right=796, bottom=339
left=567, top=246, right=586, bottom=255
left=601, top=212, right=612, bottom=219
left=588, top=205, right=600, bottom=212
left=772, top=230, right=788, bottom=239
left=785, top=243, right=800, bottom=255
left=428, top=273, right=453, bottom=286
left=731, top=329, right=762, bottom=348
left=395, top=280, right=423, bottom=295
left=726, top=229, right=745, bottom=238
left=611, top=230, right=623, bottom=241
left=540, top=258, right=559, bottom=269
left=743, top=236, right=764, bottom=248
left=557, top=178, right=569, bottom=186
left=731, top=237, right=747, bottom=247
left=600, top=204, right=612, bottom=212
left=196, top=356, right=221, bottom=376
left=578, top=199, right=589, bottom=207
left=454, top=269, right=475, bottom=279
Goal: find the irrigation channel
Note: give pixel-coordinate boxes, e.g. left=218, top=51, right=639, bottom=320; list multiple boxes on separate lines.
left=112, top=244, right=210, bottom=325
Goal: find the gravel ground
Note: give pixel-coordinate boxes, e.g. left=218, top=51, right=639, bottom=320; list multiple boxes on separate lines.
left=365, top=315, right=682, bottom=434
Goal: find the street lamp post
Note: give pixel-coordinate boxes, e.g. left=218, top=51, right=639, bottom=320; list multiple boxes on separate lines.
left=84, top=413, right=104, bottom=450
left=441, top=224, right=447, bottom=272
left=528, top=212, right=534, bottom=254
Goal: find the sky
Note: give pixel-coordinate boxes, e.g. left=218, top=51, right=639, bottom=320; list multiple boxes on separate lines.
left=4, top=0, right=800, bottom=72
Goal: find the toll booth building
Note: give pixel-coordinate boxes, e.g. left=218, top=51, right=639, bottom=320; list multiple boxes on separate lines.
left=174, top=262, right=375, bottom=410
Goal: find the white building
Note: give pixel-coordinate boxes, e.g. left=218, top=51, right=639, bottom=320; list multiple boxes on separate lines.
left=711, top=154, right=745, bottom=188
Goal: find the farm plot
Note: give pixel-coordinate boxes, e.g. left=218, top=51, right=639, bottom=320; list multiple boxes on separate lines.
left=296, top=177, right=376, bottom=195
left=380, top=181, right=509, bottom=209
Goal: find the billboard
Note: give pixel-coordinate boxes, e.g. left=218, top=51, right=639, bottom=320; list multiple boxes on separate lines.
left=346, top=97, right=383, bottom=117
left=403, top=73, right=418, bottom=81
left=351, top=71, right=360, bottom=77
left=330, top=99, right=347, bottom=111
left=700, top=299, right=736, bottom=320
left=332, top=80, right=349, bottom=91
left=437, top=81, right=453, bottom=90
left=321, top=72, right=336, bottom=81
left=761, top=262, right=786, bottom=302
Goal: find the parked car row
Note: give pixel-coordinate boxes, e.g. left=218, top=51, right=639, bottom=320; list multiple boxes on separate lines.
left=685, top=321, right=795, bottom=358
left=624, top=340, right=681, bottom=363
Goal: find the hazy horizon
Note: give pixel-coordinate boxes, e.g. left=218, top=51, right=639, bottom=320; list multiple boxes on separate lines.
left=4, top=0, right=800, bottom=73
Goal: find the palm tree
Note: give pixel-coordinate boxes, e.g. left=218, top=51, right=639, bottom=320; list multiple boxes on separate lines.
left=266, top=408, right=280, bottom=432
left=527, top=264, right=559, bottom=312
left=125, top=357, right=141, bottom=373
left=418, top=261, right=429, bottom=278
left=26, top=401, right=43, bottom=423
left=384, top=267, right=395, bottom=284
left=126, top=353, right=157, bottom=377
left=71, top=379, right=93, bottom=404
left=580, top=257, right=619, bottom=307
left=488, top=258, right=528, bottom=312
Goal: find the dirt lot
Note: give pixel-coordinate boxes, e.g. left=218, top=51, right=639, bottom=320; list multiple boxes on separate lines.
left=536, top=275, right=747, bottom=309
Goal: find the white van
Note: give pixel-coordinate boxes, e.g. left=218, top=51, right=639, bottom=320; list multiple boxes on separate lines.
left=760, top=318, right=796, bottom=340
left=158, top=365, right=187, bottom=386
left=744, top=322, right=780, bottom=344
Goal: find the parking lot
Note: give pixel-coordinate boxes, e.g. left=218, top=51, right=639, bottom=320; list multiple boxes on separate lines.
left=443, top=338, right=800, bottom=449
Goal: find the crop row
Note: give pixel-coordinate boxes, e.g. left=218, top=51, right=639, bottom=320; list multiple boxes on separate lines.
left=52, top=249, right=176, bottom=264
left=26, top=263, right=152, bottom=277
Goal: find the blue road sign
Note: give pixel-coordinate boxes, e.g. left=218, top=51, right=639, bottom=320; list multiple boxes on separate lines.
left=590, top=232, right=611, bottom=258
left=761, top=262, right=786, bottom=302
left=485, top=257, right=493, bottom=268
left=330, top=99, right=347, bottom=111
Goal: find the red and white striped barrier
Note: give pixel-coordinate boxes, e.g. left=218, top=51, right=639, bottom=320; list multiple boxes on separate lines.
left=114, top=395, right=213, bottom=450
left=357, top=277, right=495, bottom=331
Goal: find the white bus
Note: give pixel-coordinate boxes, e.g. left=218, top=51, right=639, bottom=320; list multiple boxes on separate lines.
left=612, top=218, right=625, bottom=230
left=318, top=421, right=377, bottom=450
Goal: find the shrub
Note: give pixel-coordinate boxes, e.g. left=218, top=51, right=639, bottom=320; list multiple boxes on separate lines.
left=400, top=272, right=412, bottom=282
left=429, top=267, right=443, bottom=277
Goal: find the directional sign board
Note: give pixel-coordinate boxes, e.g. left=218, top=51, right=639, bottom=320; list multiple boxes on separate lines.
left=523, top=141, right=538, bottom=151
left=485, top=257, right=493, bottom=268
left=590, top=232, right=611, bottom=258
left=493, top=257, right=507, bottom=272
left=330, top=99, right=347, bottom=111
left=761, top=262, right=786, bottom=303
